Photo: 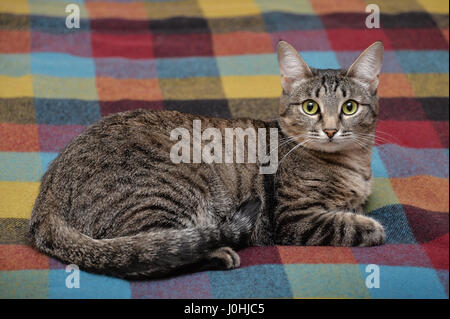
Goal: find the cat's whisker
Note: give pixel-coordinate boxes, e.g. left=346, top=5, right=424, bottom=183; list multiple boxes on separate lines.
left=352, top=133, right=392, bottom=146
left=269, top=133, right=309, bottom=156
left=356, top=132, right=398, bottom=144
left=278, top=139, right=311, bottom=166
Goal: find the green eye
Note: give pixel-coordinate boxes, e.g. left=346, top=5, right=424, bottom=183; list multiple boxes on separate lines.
left=342, top=100, right=358, bottom=115
left=302, top=100, right=319, bottom=115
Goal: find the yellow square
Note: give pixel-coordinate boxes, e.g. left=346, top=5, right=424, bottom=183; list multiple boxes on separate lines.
left=362, top=0, right=424, bottom=13
left=160, top=77, right=225, bottom=100
left=33, top=75, right=98, bottom=100
left=364, top=178, right=399, bottom=213
left=221, top=75, right=281, bottom=99
left=144, top=0, right=204, bottom=19
left=28, top=0, right=89, bottom=18
left=417, top=0, right=449, bottom=13
left=0, top=0, right=29, bottom=14
left=255, top=0, right=314, bottom=14
left=198, top=0, right=261, bottom=18
left=0, top=182, right=40, bottom=219
left=407, top=73, right=449, bottom=97
left=0, top=75, right=33, bottom=98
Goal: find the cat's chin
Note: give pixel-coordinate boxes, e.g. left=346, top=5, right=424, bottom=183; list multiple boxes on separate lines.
left=303, top=140, right=358, bottom=153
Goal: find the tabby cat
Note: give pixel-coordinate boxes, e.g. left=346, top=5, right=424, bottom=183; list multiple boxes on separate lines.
left=29, top=40, right=385, bottom=279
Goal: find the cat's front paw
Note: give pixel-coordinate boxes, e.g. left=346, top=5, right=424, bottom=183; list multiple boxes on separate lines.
left=206, top=247, right=240, bottom=270
left=347, top=214, right=385, bottom=247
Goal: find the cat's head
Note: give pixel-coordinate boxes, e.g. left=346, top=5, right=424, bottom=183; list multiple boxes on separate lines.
left=277, top=40, right=383, bottom=153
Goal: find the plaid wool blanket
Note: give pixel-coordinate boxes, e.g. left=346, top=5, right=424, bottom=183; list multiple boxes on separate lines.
left=0, top=0, right=448, bottom=299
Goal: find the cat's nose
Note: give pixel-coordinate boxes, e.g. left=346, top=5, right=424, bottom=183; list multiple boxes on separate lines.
left=323, top=129, right=338, bottom=138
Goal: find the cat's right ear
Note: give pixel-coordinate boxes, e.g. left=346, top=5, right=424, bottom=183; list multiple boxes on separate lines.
left=277, top=41, right=313, bottom=92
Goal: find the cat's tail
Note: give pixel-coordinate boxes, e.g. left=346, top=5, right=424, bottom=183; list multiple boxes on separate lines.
left=29, top=199, right=260, bottom=278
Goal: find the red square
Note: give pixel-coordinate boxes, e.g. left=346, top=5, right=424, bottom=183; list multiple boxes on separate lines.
left=385, top=28, right=449, bottom=50
left=0, top=31, right=30, bottom=53
left=432, top=121, right=449, bottom=148
left=326, top=28, right=392, bottom=51
left=0, top=245, right=49, bottom=271
left=153, top=33, right=214, bottom=58
left=422, top=234, right=449, bottom=270
left=91, top=32, right=154, bottom=59
left=376, top=120, right=443, bottom=148
left=237, top=246, right=282, bottom=268
left=212, top=31, right=274, bottom=56
left=0, top=123, right=39, bottom=151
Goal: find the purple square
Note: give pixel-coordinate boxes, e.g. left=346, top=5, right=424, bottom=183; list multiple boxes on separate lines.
left=38, top=124, right=86, bottom=152
left=31, top=31, right=93, bottom=57
left=95, top=57, right=158, bottom=79
left=270, top=30, right=331, bottom=51
left=131, top=272, right=211, bottom=299
left=335, top=50, right=403, bottom=73
left=352, top=244, right=433, bottom=268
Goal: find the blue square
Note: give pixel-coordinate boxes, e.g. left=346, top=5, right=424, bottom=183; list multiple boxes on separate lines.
left=49, top=269, right=131, bottom=299
left=41, top=152, right=59, bottom=173
left=209, top=265, right=292, bottom=298
left=371, top=146, right=389, bottom=178
left=0, top=54, right=30, bottom=77
left=34, top=98, right=101, bottom=125
left=156, top=57, right=219, bottom=78
left=216, top=54, right=279, bottom=76
left=370, top=204, right=417, bottom=244
left=31, top=53, right=95, bottom=78
left=263, top=12, right=323, bottom=32
left=358, top=265, right=447, bottom=299
left=395, top=50, right=449, bottom=73
left=301, top=51, right=340, bottom=69
left=0, top=152, right=43, bottom=182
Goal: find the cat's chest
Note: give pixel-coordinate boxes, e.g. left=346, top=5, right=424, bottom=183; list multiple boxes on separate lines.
left=277, top=164, right=373, bottom=212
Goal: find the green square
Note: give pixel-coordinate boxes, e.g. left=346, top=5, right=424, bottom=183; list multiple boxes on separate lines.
left=0, top=270, right=49, bottom=298
left=284, top=264, right=371, bottom=298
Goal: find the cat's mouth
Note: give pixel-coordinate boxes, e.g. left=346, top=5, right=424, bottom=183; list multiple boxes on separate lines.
left=300, top=131, right=357, bottom=153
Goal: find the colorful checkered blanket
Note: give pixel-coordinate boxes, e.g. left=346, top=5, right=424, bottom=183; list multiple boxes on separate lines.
left=0, top=0, right=448, bottom=299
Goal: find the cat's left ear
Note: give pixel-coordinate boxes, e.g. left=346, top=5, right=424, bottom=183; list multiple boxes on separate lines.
left=277, top=40, right=313, bottom=92
left=346, top=41, right=384, bottom=94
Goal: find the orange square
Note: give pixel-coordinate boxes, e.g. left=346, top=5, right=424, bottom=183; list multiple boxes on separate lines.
left=212, top=31, right=273, bottom=56
left=390, top=176, right=449, bottom=213
left=96, top=77, right=162, bottom=102
left=0, top=245, right=49, bottom=271
left=0, top=123, right=40, bottom=152
left=0, top=31, right=30, bottom=53
left=278, top=246, right=357, bottom=264
left=310, top=0, right=366, bottom=13
left=378, top=73, right=415, bottom=98
left=86, top=1, right=147, bottom=20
